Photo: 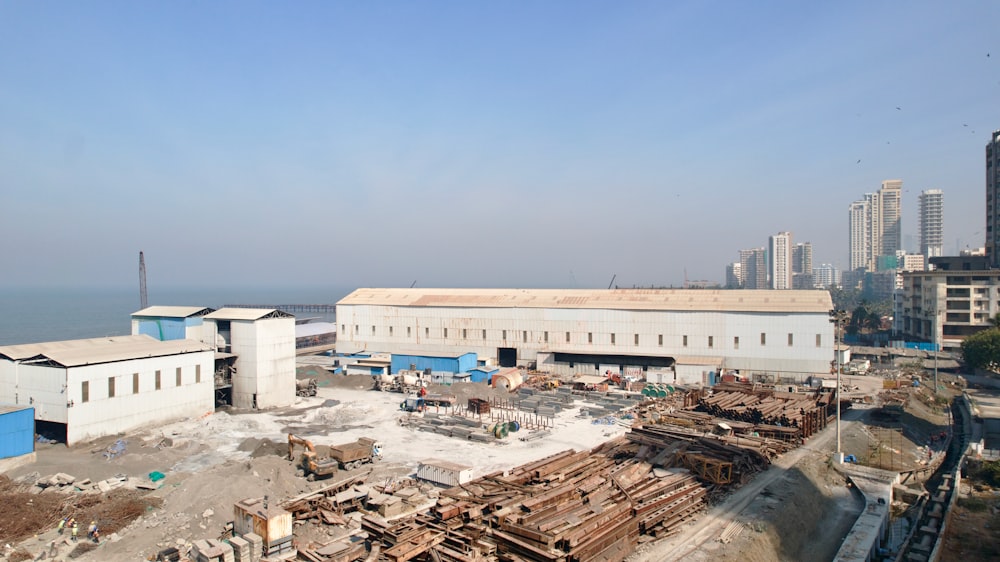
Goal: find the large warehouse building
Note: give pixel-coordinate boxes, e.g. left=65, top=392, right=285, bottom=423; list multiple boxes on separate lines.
left=0, top=335, right=214, bottom=445
left=335, top=288, right=835, bottom=385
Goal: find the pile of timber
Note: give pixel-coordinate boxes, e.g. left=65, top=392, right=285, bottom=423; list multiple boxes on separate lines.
left=697, top=389, right=826, bottom=437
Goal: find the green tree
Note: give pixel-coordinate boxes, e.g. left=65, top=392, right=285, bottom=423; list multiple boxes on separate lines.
left=989, top=313, right=1000, bottom=328
left=961, top=328, right=1000, bottom=370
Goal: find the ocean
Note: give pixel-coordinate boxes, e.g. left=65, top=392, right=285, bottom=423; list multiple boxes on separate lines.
left=0, top=286, right=355, bottom=346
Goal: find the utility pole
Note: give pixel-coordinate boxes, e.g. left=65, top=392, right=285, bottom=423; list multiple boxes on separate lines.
left=830, top=309, right=847, bottom=462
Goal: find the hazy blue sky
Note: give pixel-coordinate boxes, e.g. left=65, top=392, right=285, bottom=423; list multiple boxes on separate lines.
left=1, top=1, right=997, bottom=291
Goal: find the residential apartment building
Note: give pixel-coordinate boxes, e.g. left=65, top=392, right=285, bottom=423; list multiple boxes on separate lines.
left=988, top=131, right=1000, bottom=268
left=812, top=264, right=840, bottom=288
left=739, top=248, right=768, bottom=289
left=792, top=242, right=813, bottom=275
left=893, top=257, right=1000, bottom=353
left=769, top=232, right=792, bottom=290
left=919, top=189, right=944, bottom=261
left=849, top=180, right=903, bottom=272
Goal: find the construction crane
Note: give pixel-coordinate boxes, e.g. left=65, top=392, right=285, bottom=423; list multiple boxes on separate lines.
left=139, top=251, right=148, bottom=309
left=608, top=274, right=616, bottom=290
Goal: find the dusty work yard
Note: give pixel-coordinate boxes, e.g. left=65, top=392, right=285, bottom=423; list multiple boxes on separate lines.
left=0, top=375, right=632, bottom=561
left=0, top=372, right=955, bottom=562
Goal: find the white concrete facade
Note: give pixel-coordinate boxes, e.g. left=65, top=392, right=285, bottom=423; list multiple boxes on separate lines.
left=202, top=309, right=295, bottom=410
left=336, top=289, right=835, bottom=385
left=894, top=269, right=1000, bottom=353
left=0, top=336, right=214, bottom=446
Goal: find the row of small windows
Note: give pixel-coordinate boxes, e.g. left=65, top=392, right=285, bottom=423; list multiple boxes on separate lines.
left=81, top=365, right=201, bottom=403
left=345, top=324, right=821, bottom=349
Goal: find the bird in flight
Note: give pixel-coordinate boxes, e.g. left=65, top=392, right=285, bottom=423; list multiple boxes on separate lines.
left=857, top=159, right=862, bottom=164
left=896, top=106, right=902, bottom=110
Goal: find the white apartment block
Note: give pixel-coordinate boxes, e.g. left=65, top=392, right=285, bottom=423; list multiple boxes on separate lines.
left=769, top=232, right=792, bottom=290
left=919, top=189, right=944, bottom=260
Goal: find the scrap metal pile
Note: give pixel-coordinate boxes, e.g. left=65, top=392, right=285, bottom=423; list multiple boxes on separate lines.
left=695, top=382, right=831, bottom=440
left=308, top=435, right=742, bottom=562
left=627, top=425, right=778, bottom=485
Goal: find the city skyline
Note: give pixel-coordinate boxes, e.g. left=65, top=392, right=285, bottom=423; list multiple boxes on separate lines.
left=1, top=3, right=997, bottom=290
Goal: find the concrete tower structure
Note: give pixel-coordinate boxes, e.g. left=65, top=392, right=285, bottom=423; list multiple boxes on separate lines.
left=880, top=180, right=903, bottom=257
left=769, top=232, right=792, bottom=290
left=988, top=131, right=1000, bottom=268
left=919, top=189, right=944, bottom=261
left=849, top=180, right=902, bottom=272
left=849, top=198, right=873, bottom=271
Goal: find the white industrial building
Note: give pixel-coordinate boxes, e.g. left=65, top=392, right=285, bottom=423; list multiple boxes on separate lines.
left=132, top=305, right=215, bottom=341
left=130, top=306, right=297, bottom=410
left=335, top=288, right=835, bottom=385
left=202, top=308, right=296, bottom=410
left=0, top=335, right=214, bottom=446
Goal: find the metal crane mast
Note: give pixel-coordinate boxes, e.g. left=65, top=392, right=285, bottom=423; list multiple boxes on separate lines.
left=139, top=251, right=148, bottom=309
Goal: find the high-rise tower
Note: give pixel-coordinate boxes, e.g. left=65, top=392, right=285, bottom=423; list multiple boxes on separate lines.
left=880, top=180, right=903, bottom=257
left=988, top=131, right=1000, bottom=268
left=769, top=232, right=792, bottom=290
left=919, top=189, right=944, bottom=261
left=849, top=180, right=901, bottom=271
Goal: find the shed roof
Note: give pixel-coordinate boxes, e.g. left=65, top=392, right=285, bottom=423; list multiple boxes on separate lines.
left=573, top=375, right=610, bottom=385
left=392, top=350, right=476, bottom=359
left=0, top=335, right=212, bottom=367
left=0, top=404, right=33, bottom=415
left=419, top=459, right=472, bottom=472
left=132, top=306, right=215, bottom=318
left=204, top=308, right=294, bottom=321
left=338, top=288, right=833, bottom=313
left=295, top=322, right=337, bottom=338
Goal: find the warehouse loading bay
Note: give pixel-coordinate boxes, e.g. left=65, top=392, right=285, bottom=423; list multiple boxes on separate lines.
left=0, top=363, right=970, bottom=562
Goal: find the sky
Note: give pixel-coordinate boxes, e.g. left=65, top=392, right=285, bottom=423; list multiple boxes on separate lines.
left=0, top=1, right=997, bottom=291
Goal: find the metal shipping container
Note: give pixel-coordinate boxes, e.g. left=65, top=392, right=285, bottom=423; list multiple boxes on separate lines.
left=417, top=459, right=474, bottom=487
left=0, top=405, right=34, bottom=459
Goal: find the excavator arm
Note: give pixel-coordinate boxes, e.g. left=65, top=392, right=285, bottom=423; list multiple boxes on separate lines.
left=287, top=434, right=315, bottom=461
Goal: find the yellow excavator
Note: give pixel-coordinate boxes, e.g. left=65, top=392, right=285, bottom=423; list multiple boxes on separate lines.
left=287, top=434, right=338, bottom=481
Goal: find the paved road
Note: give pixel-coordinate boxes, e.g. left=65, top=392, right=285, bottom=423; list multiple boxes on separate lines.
left=629, top=407, right=868, bottom=561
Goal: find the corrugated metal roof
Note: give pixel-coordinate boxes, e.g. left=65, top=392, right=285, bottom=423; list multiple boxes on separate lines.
left=337, top=288, right=833, bottom=313
left=0, top=335, right=212, bottom=367
left=419, top=459, right=472, bottom=472
left=392, top=350, right=474, bottom=359
left=573, top=375, right=611, bottom=385
left=132, top=306, right=215, bottom=318
left=295, top=322, right=337, bottom=338
left=674, top=356, right=723, bottom=365
left=0, top=404, right=33, bottom=415
left=204, top=308, right=294, bottom=321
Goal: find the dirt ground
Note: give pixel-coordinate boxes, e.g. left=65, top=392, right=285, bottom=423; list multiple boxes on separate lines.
left=0, top=374, right=633, bottom=561
left=0, top=370, right=964, bottom=562
left=939, top=471, right=1000, bottom=562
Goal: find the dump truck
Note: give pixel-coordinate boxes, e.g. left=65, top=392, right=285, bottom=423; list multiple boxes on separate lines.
left=287, top=434, right=338, bottom=480
left=296, top=378, right=318, bottom=397
left=329, top=437, right=383, bottom=470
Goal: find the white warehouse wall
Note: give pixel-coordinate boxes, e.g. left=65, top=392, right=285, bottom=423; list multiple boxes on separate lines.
left=0, top=351, right=215, bottom=446
left=218, top=318, right=295, bottom=410
left=335, top=305, right=834, bottom=379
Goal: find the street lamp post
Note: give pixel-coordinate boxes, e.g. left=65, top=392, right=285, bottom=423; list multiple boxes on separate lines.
left=830, top=309, right=846, bottom=462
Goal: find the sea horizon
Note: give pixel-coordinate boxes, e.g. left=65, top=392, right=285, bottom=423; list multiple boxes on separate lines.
left=0, top=285, right=355, bottom=346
